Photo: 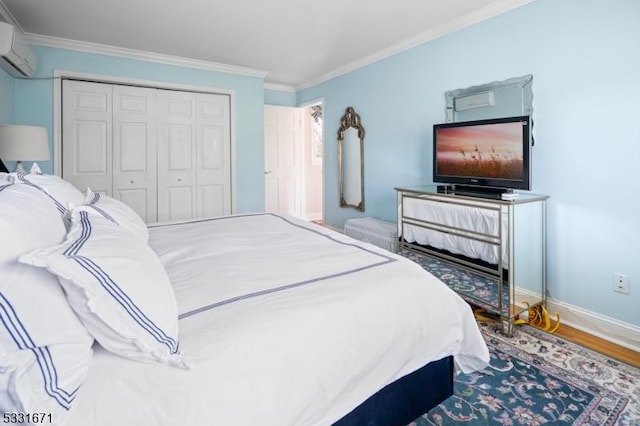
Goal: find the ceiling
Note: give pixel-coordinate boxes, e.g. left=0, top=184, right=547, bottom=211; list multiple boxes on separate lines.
left=0, top=0, right=534, bottom=89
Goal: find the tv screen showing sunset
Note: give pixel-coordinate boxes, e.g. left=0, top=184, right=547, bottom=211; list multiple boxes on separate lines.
left=435, top=121, right=524, bottom=179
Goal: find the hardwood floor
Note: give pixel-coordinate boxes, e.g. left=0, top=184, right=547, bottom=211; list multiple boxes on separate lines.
left=550, top=323, right=640, bottom=368
left=471, top=303, right=639, bottom=368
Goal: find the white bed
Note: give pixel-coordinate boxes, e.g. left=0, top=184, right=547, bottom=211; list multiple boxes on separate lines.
left=1, top=174, right=489, bottom=426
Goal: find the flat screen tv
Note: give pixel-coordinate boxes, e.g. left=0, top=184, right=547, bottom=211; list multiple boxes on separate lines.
left=433, top=115, right=531, bottom=192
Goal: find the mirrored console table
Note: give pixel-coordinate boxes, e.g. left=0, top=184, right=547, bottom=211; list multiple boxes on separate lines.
left=395, top=185, right=548, bottom=336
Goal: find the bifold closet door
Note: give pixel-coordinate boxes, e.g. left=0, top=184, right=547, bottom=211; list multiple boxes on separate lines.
left=62, top=80, right=158, bottom=222
left=195, top=93, right=231, bottom=218
left=112, top=85, right=158, bottom=222
left=157, top=90, right=231, bottom=222
left=62, top=80, right=113, bottom=195
left=63, top=80, right=232, bottom=223
left=157, top=90, right=197, bottom=222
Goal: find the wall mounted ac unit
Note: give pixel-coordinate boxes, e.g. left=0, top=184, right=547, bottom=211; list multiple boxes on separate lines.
left=0, top=21, right=37, bottom=78
left=454, top=91, right=495, bottom=111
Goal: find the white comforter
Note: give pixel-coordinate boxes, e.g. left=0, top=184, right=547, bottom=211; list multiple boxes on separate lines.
left=66, top=213, right=489, bottom=426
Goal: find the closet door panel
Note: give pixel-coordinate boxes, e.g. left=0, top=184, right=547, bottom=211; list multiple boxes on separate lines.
left=168, top=125, right=193, bottom=170
left=199, top=185, right=225, bottom=217
left=196, top=93, right=231, bottom=217
left=117, top=123, right=146, bottom=171
left=62, top=80, right=113, bottom=195
left=118, top=188, right=150, bottom=220
left=75, top=122, right=108, bottom=173
left=158, top=90, right=197, bottom=222
left=167, top=187, right=195, bottom=220
left=112, top=85, right=158, bottom=222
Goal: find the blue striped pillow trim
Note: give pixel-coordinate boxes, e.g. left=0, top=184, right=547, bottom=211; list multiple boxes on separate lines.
left=0, top=293, right=77, bottom=409
left=86, top=192, right=118, bottom=224
left=16, top=173, right=66, bottom=215
left=63, top=209, right=92, bottom=256
left=65, top=211, right=178, bottom=354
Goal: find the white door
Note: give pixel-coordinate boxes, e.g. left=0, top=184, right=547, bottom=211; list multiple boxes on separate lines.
left=196, top=93, right=231, bottom=218
left=112, top=85, right=158, bottom=222
left=157, top=90, right=197, bottom=222
left=264, top=105, right=301, bottom=217
left=157, top=91, right=231, bottom=221
left=62, top=80, right=232, bottom=223
left=62, top=80, right=113, bottom=195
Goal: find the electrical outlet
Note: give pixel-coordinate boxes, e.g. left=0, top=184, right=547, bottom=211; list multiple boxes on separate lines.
left=612, top=273, right=630, bottom=295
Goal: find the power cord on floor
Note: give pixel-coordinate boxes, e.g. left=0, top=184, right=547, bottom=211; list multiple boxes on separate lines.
left=474, top=303, right=561, bottom=334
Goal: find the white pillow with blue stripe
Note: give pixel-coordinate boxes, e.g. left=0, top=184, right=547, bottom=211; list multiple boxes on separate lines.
left=8, top=172, right=85, bottom=215
left=78, top=187, right=149, bottom=242
left=0, top=184, right=94, bottom=422
left=20, top=208, right=186, bottom=369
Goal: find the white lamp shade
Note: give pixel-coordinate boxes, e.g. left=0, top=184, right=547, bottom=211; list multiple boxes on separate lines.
left=0, top=125, right=50, bottom=161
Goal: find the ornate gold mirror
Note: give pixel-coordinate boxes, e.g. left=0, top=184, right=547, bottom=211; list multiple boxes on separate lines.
left=337, top=107, right=365, bottom=211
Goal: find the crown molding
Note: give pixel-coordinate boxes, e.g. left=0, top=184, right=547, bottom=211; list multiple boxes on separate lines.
left=24, top=32, right=268, bottom=79
left=296, top=0, right=536, bottom=91
left=0, top=0, right=24, bottom=32
left=264, top=82, right=296, bottom=92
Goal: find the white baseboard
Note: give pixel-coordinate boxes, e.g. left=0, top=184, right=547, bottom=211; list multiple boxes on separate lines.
left=512, top=289, right=639, bottom=353
left=545, top=298, right=640, bottom=354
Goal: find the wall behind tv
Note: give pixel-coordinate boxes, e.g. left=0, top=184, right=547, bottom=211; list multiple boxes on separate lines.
left=298, top=0, right=640, bottom=331
left=13, top=45, right=266, bottom=213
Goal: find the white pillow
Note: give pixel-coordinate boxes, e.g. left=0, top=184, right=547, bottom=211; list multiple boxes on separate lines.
left=0, top=184, right=94, bottom=420
left=20, top=208, right=185, bottom=368
left=79, top=187, right=149, bottom=242
left=0, top=183, right=67, bottom=264
left=9, top=172, right=85, bottom=215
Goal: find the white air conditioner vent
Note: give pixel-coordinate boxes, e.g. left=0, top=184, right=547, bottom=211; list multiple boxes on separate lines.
left=0, top=21, right=37, bottom=78
left=454, top=91, right=495, bottom=111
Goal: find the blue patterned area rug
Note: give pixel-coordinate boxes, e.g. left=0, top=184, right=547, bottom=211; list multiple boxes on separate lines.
left=410, top=317, right=640, bottom=425
left=399, top=250, right=639, bottom=424
left=401, top=249, right=510, bottom=314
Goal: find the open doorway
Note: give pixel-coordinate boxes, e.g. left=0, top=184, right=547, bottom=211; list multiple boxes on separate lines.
left=300, top=101, right=323, bottom=223
left=263, top=100, right=324, bottom=222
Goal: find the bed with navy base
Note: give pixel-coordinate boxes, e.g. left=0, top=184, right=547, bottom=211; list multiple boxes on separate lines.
left=0, top=173, right=489, bottom=426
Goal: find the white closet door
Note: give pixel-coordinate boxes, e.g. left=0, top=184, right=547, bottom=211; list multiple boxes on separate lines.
left=112, top=85, right=158, bottom=222
left=62, top=80, right=113, bottom=195
left=157, top=90, right=197, bottom=222
left=196, top=93, right=231, bottom=217
left=63, top=80, right=232, bottom=223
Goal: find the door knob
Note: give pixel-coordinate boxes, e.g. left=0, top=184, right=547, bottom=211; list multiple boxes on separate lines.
left=264, top=170, right=272, bottom=175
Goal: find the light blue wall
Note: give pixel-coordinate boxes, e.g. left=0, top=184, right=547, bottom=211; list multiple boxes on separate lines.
left=298, top=0, right=640, bottom=326
left=0, top=67, right=13, bottom=123
left=264, top=88, right=296, bottom=106
left=0, top=68, right=14, bottom=171
left=14, top=46, right=265, bottom=212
